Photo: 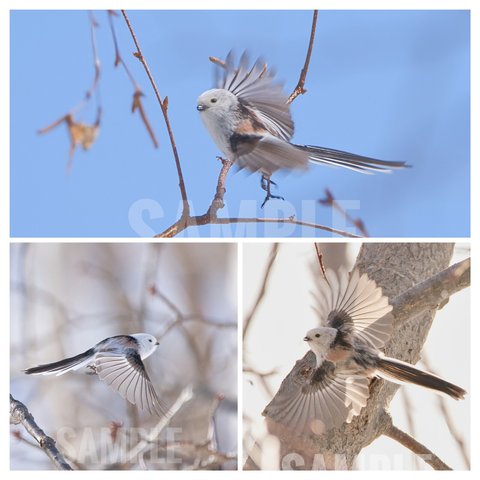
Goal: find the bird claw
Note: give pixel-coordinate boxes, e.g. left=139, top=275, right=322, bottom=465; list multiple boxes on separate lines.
left=260, top=176, right=278, bottom=191
left=261, top=192, right=285, bottom=208
left=260, top=175, right=284, bottom=207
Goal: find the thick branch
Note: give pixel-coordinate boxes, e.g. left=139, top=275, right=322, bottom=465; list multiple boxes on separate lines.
left=10, top=395, right=73, bottom=470
left=390, top=257, right=470, bottom=324
left=384, top=422, right=452, bottom=470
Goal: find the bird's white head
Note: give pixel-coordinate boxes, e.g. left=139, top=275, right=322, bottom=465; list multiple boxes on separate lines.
left=197, top=88, right=238, bottom=115
left=304, top=327, right=338, bottom=366
left=131, top=333, right=160, bottom=359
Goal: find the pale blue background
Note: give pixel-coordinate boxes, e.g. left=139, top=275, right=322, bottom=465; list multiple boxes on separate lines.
left=10, top=10, right=470, bottom=237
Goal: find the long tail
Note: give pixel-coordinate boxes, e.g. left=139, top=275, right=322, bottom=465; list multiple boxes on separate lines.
left=24, top=348, right=95, bottom=376
left=294, top=144, right=409, bottom=173
left=377, top=356, right=466, bottom=400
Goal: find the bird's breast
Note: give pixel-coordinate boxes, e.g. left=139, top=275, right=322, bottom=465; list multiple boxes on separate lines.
left=200, top=111, right=233, bottom=158
left=326, top=347, right=350, bottom=362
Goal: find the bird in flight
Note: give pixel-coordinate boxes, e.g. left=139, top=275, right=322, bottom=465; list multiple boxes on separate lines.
left=197, top=52, right=408, bottom=206
left=24, top=333, right=169, bottom=417
left=263, top=268, right=466, bottom=435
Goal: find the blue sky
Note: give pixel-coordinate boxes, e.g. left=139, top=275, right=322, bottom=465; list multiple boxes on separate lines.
left=10, top=10, right=470, bottom=237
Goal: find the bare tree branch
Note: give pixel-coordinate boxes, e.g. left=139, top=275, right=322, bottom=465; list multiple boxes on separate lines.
left=319, top=188, right=370, bottom=237
left=121, top=387, right=192, bottom=465
left=10, top=395, right=73, bottom=471
left=421, top=354, right=470, bottom=469
left=384, top=421, right=452, bottom=470
left=157, top=214, right=360, bottom=239
left=38, top=12, right=102, bottom=174
left=121, top=10, right=190, bottom=217
left=399, top=389, right=420, bottom=469
left=287, top=10, right=318, bottom=104
left=244, top=243, right=280, bottom=338
left=108, top=10, right=159, bottom=148
left=390, top=257, right=470, bottom=325
left=314, top=243, right=327, bottom=279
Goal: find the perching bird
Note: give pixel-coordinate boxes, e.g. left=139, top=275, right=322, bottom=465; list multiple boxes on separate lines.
left=263, top=268, right=466, bottom=435
left=197, top=51, right=408, bottom=206
left=24, top=333, right=168, bottom=416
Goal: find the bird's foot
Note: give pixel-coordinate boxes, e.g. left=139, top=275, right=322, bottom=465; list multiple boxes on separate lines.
left=261, top=192, right=285, bottom=208
left=260, top=175, right=284, bottom=208
left=260, top=175, right=279, bottom=191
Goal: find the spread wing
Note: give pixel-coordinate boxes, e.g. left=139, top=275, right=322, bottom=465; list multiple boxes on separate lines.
left=263, top=353, right=369, bottom=435
left=95, top=350, right=169, bottom=417
left=313, top=268, right=393, bottom=349
left=217, top=51, right=294, bottom=141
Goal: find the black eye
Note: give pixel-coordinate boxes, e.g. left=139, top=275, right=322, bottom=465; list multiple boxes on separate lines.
left=148, top=339, right=152, bottom=342
left=210, top=98, right=217, bottom=103
left=315, top=333, right=320, bottom=338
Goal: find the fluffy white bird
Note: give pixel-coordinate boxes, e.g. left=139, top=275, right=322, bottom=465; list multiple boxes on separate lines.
left=24, top=333, right=168, bottom=416
left=197, top=51, right=408, bottom=205
left=263, top=269, right=466, bottom=435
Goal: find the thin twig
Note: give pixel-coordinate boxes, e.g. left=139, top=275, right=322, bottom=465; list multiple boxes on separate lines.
left=157, top=214, right=360, bottom=239
left=421, top=355, right=470, bottom=468
left=122, top=387, right=192, bottom=465
left=108, top=10, right=159, bottom=148
left=287, top=10, right=318, bottom=104
left=10, top=395, right=73, bottom=470
left=86, top=11, right=101, bottom=103
left=38, top=12, right=102, bottom=173
left=121, top=10, right=189, bottom=216
left=319, top=188, right=370, bottom=237
left=400, top=389, right=420, bottom=469
left=149, top=285, right=235, bottom=332
left=384, top=423, right=452, bottom=470
left=243, top=244, right=280, bottom=338
left=243, top=366, right=277, bottom=398
left=314, top=243, right=327, bottom=279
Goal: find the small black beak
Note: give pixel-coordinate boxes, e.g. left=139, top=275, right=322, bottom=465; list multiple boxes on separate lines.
left=197, top=104, right=205, bottom=111
left=304, top=336, right=311, bottom=342
left=155, top=341, right=160, bottom=346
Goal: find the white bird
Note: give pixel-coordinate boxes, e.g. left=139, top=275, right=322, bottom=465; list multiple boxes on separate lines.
left=263, top=268, right=465, bottom=435
left=24, top=333, right=168, bottom=416
left=197, top=51, right=408, bottom=205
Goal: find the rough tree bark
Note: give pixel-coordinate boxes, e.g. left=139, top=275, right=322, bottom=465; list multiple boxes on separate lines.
left=259, top=243, right=457, bottom=470
left=10, top=394, right=73, bottom=470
